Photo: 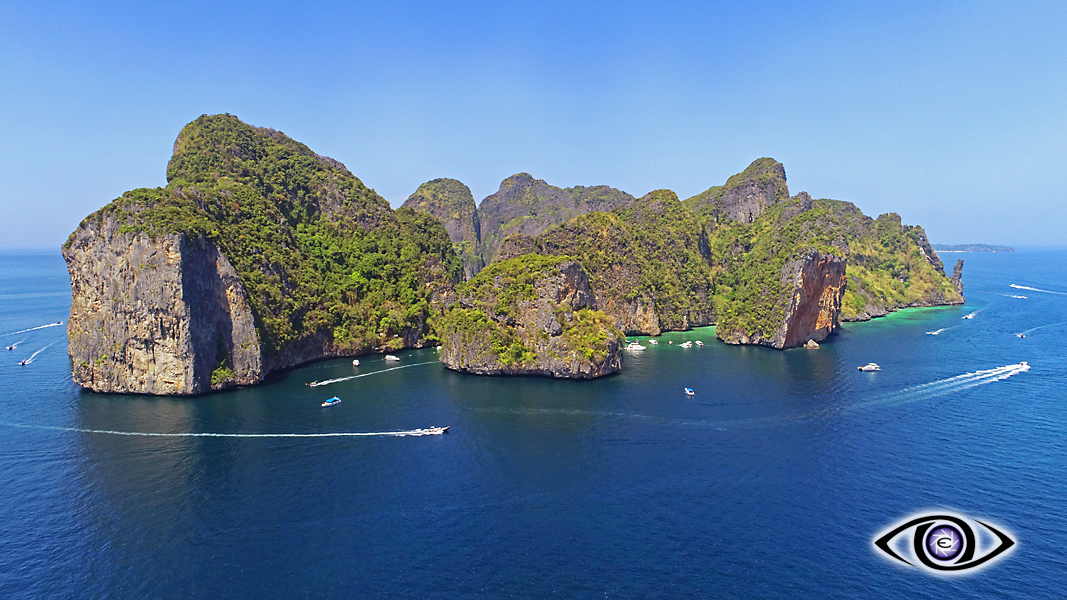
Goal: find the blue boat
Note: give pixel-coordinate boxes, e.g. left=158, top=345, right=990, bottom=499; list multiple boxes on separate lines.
left=684, top=388, right=695, bottom=396
left=321, top=396, right=341, bottom=407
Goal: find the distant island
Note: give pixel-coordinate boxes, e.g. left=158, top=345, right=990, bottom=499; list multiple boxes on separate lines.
left=62, top=114, right=964, bottom=394
left=933, top=244, right=1014, bottom=252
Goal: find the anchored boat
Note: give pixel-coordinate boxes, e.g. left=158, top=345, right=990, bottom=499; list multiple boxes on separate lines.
left=322, top=396, right=342, bottom=407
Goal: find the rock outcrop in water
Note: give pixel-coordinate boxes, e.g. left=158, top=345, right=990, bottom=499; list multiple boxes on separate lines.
left=437, top=255, right=623, bottom=378
left=952, top=259, right=964, bottom=297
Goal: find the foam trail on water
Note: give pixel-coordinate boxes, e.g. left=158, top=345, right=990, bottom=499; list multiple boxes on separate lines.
left=0, top=422, right=448, bottom=438
left=1011, top=284, right=1067, bottom=296
left=3, top=322, right=63, bottom=337
left=20, top=342, right=55, bottom=364
left=926, top=328, right=949, bottom=335
left=6, top=339, right=26, bottom=349
left=1017, top=321, right=1067, bottom=336
left=308, top=361, right=436, bottom=387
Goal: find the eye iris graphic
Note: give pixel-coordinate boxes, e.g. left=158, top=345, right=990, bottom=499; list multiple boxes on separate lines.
left=925, top=525, right=963, bottom=561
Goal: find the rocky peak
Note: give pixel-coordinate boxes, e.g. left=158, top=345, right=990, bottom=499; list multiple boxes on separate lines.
left=477, top=174, right=633, bottom=265
left=402, top=178, right=482, bottom=278
left=684, top=157, right=789, bottom=223
left=952, top=260, right=964, bottom=297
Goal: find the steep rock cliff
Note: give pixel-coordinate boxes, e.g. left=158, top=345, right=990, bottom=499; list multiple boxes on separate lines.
left=64, top=215, right=261, bottom=394
left=717, top=249, right=846, bottom=348
left=438, top=255, right=623, bottom=378
left=401, top=178, right=483, bottom=279
left=684, top=158, right=790, bottom=224
left=952, top=260, right=964, bottom=296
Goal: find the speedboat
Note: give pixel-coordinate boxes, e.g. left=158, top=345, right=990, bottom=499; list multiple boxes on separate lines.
left=322, top=396, right=341, bottom=407
left=352, top=359, right=360, bottom=366
left=1016, top=333, right=1025, bottom=338
left=385, top=355, right=400, bottom=362
left=625, top=341, right=646, bottom=351
left=684, top=388, right=695, bottom=396
left=429, top=425, right=450, bottom=434
left=694, top=340, right=704, bottom=347
left=668, top=340, right=673, bottom=345
left=5, top=345, right=13, bottom=351
left=858, top=363, right=881, bottom=372
left=648, top=340, right=659, bottom=345
left=680, top=341, right=693, bottom=348
left=19, top=360, right=28, bottom=366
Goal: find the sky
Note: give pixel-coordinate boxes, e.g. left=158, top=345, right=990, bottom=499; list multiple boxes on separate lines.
left=1, top=0, right=1065, bottom=248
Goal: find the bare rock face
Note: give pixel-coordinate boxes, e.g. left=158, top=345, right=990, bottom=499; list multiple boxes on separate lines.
left=63, top=214, right=262, bottom=394
left=952, top=259, right=964, bottom=297
left=684, top=158, right=790, bottom=224
left=718, top=249, right=846, bottom=349
left=438, top=257, right=623, bottom=379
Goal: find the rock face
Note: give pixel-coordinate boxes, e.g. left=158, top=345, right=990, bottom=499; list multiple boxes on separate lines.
left=952, top=260, right=964, bottom=296
left=438, top=256, right=623, bottom=378
left=477, top=173, right=634, bottom=264
left=717, top=249, right=847, bottom=349
left=64, top=216, right=262, bottom=394
left=684, top=158, right=790, bottom=223
left=401, top=178, right=483, bottom=279
left=498, top=189, right=714, bottom=335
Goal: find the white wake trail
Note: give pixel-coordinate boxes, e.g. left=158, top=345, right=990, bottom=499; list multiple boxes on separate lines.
left=6, top=339, right=26, bottom=349
left=3, top=322, right=63, bottom=337
left=0, top=422, right=449, bottom=438
left=926, top=328, right=949, bottom=335
left=1017, top=321, right=1067, bottom=336
left=308, top=361, right=436, bottom=387
left=1011, top=284, right=1067, bottom=296
left=20, top=342, right=56, bottom=364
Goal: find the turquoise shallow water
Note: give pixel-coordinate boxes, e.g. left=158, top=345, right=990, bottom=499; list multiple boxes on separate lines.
left=1, top=249, right=1065, bottom=598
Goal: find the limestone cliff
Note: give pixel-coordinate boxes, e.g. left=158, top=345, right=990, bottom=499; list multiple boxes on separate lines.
left=438, top=255, right=623, bottom=378
left=401, top=178, right=483, bottom=279
left=63, top=215, right=261, bottom=394
left=717, top=249, right=846, bottom=349
left=684, top=158, right=790, bottom=224
left=952, top=260, right=964, bottom=297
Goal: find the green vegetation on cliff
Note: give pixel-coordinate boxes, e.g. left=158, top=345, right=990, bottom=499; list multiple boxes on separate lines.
left=401, top=178, right=483, bottom=278
left=499, top=190, right=715, bottom=333
left=438, top=255, right=622, bottom=368
left=70, top=114, right=463, bottom=355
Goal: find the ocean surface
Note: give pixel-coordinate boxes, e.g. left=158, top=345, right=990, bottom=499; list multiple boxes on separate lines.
left=1, top=249, right=1065, bottom=599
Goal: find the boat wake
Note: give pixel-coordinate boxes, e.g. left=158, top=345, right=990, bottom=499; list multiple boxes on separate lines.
left=0, top=422, right=449, bottom=438
left=308, top=361, right=436, bottom=387
left=1011, top=284, right=1067, bottom=296
left=1016, top=321, right=1067, bottom=337
left=961, top=310, right=981, bottom=320
left=475, top=363, right=1031, bottom=429
left=925, top=328, right=950, bottom=335
left=6, top=339, right=26, bottom=350
left=19, top=343, right=55, bottom=365
left=3, top=321, right=63, bottom=337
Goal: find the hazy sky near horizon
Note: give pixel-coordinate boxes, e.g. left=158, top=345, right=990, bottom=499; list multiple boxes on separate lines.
left=1, top=1, right=1065, bottom=248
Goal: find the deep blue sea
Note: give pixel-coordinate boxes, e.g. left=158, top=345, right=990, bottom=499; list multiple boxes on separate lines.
left=1, top=249, right=1065, bottom=599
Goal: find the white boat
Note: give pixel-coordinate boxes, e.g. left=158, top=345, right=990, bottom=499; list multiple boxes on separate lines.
left=385, top=355, right=400, bottom=362
left=352, top=359, right=360, bottom=366
left=322, top=396, right=341, bottom=407
left=648, top=340, right=659, bottom=345
left=694, top=340, right=704, bottom=347
left=625, top=341, right=646, bottom=351
left=680, top=341, right=693, bottom=348
left=684, top=388, right=695, bottom=396
left=858, top=363, right=881, bottom=372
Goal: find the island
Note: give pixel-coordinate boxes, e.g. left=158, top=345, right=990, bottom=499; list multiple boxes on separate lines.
left=932, top=244, right=1014, bottom=252
left=63, top=114, right=964, bottom=394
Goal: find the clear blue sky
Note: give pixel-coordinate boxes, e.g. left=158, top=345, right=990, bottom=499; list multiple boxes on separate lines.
left=2, top=1, right=1064, bottom=248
